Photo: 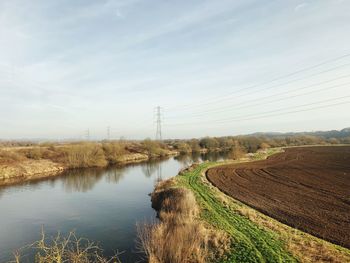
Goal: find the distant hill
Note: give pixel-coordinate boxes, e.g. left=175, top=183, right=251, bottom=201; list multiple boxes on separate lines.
left=341, top=127, right=350, bottom=133
left=249, top=128, right=350, bottom=139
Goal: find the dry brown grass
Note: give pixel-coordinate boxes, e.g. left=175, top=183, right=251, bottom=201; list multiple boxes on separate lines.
left=137, top=179, right=230, bottom=263
left=0, top=141, right=161, bottom=171
left=102, top=142, right=126, bottom=164
left=11, top=229, right=120, bottom=263
left=142, top=139, right=168, bottom=157
left=59, top=143, right=108, bottom=168
left=0, top=149, right=25, bottom=164
left=23, top=147, right=45, bottom=160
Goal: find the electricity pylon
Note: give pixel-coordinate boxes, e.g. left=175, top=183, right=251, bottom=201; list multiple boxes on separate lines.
left=155, top=106, right=162, bottom=141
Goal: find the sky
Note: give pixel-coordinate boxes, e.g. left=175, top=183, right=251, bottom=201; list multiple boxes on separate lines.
left=0, top=0, right=350, bottom=140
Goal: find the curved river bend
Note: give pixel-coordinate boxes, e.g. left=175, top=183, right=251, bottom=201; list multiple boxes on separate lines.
left=0, top=152, right=228, bottom=262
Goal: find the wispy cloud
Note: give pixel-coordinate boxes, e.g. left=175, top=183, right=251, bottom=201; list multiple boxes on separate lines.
left=295, top=2, right=309, bottom=12
left=0, top=0, right=349, bottom=139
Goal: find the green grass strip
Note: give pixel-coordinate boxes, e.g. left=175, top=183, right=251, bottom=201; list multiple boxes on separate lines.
left=177, top=162, right=297, bottom=263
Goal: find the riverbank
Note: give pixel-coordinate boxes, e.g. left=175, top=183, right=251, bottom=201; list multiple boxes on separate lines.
left=1, top=134, right=348, bottom=187
left=1, top=151, right=229, bottom=263
left=0, top=142, right=179, bottom=187
left=207, top=146, right=350, bottom=249
left=147, top=149, right=350, bottom=262
left=0, top=153, right=156, bottom=186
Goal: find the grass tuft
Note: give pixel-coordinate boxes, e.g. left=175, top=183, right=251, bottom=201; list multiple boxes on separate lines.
left=137, top=179, right=230, bottom=263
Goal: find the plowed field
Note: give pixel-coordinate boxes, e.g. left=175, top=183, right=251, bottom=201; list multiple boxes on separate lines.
left=207, top=146, right=350, bottom=248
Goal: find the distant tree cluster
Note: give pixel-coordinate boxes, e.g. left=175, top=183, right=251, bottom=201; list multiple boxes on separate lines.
left=142, top=138, right=168, bottom=157
left=1, top=128, right=350, bottom=166
left=166, top=129, right=350, bottom=157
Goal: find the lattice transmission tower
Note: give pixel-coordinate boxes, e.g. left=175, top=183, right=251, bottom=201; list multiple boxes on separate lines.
left=155, top=106, right=162, bottom=141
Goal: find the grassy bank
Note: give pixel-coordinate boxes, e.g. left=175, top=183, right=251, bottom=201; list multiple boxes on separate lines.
left=0, top=141, right=177, bottom=185
left=147, top=150, right=350, bottom=262
left=177, top=163, right=296, bottom=262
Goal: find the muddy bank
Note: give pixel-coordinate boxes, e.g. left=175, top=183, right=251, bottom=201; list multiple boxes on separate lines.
left=0, top=152, right=176, bottom=187
left=0, top=159, right=65, bottom=186
left=207, top=146, right=350, bottom=248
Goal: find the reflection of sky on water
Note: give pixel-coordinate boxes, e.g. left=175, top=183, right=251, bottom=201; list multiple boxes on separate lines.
left=0, top=152, right=227, bottom=262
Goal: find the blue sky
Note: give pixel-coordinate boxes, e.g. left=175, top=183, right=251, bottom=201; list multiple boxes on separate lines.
left=0, top=0, right=349, bottom=139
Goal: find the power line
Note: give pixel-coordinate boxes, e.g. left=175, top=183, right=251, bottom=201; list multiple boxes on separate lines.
left=165, top=95, right=350, bottom=126
left=213, top=100, right=350, bottom=124
left=166, top=77, right=350, bottom=119
left=167, top=53, right=350, bottom=110
left=166, top=61, right=350, bottom=113
left=214, top=95, right=350, bottom=122
left=166, top=101, right=350, bottom=127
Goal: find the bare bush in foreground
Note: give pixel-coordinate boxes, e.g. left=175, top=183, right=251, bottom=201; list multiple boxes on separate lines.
left=11, top=229, right=120, bottom=263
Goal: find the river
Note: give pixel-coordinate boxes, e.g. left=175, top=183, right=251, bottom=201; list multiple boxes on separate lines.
left=0, top=152, right=229, bottom=262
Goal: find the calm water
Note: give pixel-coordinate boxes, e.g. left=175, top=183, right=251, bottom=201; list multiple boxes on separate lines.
left=0, top=152, right=228, bottom=262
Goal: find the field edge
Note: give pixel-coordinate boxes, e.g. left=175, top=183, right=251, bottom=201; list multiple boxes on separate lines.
left=170, top=149, right=350, bottom=262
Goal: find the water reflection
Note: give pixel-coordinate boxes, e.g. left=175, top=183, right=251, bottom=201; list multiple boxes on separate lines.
left=104, top=168, right=126, bottom=184
left=174, top=151, right=229, bottom=165
left=141, top=159, right=164, bottom=183
left=0, top=152, right=229, bottom=263
left=141, top=160, right=159, bottom=178
left=0, top=179, right=43, bottom=199
left=174, top=154, right=193, bottom=166
left=200, top=151, right=229, bottom=162
left=58, top=166, right=128, bottom=193
left=0, top=152, right=229, bottom=197
left=191, top=152, right=202, bottom=163
left=60, top=168, right=105, bottom=193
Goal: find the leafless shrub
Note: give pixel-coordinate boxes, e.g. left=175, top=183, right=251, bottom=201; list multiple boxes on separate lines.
left=102, top=142, right=126, bottom=164
left=142, top=139, right=167, bottom=157
left=10, top=229, right=120, bottom=263
left=229, top=141, right=246, bottom=160
left=60, top=143, right=108, bottom=168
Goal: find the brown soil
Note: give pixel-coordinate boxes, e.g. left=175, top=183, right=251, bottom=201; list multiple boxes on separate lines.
left=207, top=146, right=350, bottom=248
